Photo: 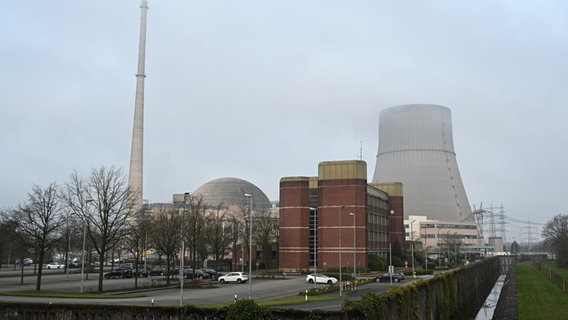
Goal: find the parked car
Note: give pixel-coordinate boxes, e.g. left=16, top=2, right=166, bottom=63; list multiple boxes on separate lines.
left=104, top=268, right=133, bottom=279
left=218, top=272, right=248, bottom=284
left=16, top=258, right=33, bottom=266
left=200, top=268, right=217, bottom=278
left=306, top=273, right=338, bottom=285
left=133, top=268, right=149, bottom=278
left=375, top=272, right=405, bottom=283
left=46, top=261, right=65, bottom=269
left=183, top=269, right=211, bottom=279
left=149, top=266, right=166, bottom=276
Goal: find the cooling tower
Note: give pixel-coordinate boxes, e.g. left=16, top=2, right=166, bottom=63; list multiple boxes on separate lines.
left=372, top=104, right=472, bottom=222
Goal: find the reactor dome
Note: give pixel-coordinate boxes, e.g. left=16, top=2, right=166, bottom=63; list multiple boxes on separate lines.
left=192, top=177, right=272, bottom=212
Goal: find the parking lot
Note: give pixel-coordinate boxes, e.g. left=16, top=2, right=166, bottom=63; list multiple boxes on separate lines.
left=0, top=265, right=413, bottom=309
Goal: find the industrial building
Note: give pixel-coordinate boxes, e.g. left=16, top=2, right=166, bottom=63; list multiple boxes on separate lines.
left=279, top=160, right=405, bottom=272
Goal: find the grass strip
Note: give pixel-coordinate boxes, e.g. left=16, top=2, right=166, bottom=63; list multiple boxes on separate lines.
left=542, top=259, right=568, bottom=278
left=0, top=290, right=144, bottom=299
left=195, top=293, right=341, bottom=308
left=516, top=261, right=568, bottom=320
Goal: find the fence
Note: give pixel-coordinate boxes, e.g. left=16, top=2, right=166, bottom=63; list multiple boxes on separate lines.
left=533, top=260, right=567, bottom=294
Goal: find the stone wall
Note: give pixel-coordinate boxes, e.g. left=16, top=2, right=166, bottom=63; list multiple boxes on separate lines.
left=343, top=257, right=501, bottom=319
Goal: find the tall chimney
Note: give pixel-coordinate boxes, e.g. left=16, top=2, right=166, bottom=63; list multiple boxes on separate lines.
left=128, top=0, right=149, bottom=208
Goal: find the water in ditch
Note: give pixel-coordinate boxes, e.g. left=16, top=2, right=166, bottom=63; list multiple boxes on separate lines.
left=474, top=274, right=506, bottom=319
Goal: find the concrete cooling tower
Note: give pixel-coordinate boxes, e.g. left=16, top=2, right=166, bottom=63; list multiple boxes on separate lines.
left=372, top=104, right=472, bottom=222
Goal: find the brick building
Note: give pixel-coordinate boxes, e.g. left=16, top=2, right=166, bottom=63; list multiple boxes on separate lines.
left=279, top=160, right=405, bottom=272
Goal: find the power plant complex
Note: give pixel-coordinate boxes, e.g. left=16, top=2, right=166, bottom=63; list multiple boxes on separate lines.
left=124, top=1, right=487, bottom=273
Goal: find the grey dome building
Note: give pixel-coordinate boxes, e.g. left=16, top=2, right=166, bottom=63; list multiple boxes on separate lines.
left=372, top=104, right=472, bottom=222
left=192, top=177, right=272, bottom=212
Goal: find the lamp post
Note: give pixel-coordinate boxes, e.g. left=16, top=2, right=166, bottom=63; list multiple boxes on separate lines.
left=244, top=193, right=253, bottom=299
left=180, top=192, right=189, bottom=306
left=437, top=225, right=442, bottom=267
left=410, top=220, right=416, bottom=279
left=339, top=206, right=344, bottom=297
left=389, top=242, right=393, bottom=285
left=389, top=210, right=394, bottom=285
left=66, top=213, right=70, bottom=280
left=349, top=213, right=356, bottom=279
left=81, top=199, right=94, bottom=294
left=423, top=223, right=428, bottom=270
left=309, top=207, right=317, bottom=287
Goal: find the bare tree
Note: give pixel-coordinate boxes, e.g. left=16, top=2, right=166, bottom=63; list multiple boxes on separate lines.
left=227, top=215, right=244, bottom=271
left=542, top=214, right=568, bottom=267
left=61, top=166, right=134, bottom=292
left=205, top=205, right=231, bottom=264
left=124, top=206, right=151, bottom=288
left=252, top=211, right=279, bottom=269
left=149, top=206, right=180, bottom=285
left=10, top=183, right=65, bottom=290
left=184, top=195, right=206, bottom=273
left=1, top=209, right=35, bottom=281
left=442, top=232, right=464, bottom=266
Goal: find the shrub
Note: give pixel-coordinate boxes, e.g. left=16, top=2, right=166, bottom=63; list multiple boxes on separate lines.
left=367, top=254, right=387, bottom=271
left=225, top=299, right=272, bottom=320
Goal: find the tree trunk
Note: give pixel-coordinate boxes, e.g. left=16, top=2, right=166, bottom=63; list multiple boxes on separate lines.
left=97, top=251, right=106, bottom=292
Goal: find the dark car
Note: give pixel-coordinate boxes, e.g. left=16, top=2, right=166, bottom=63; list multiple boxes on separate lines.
left=375, top=272, right=405, bottom=283
left=149, top=266, right=166, bottom=276
left=183, top=269, right=211, bottom=279
left=104, top=268, right=133, bottom=279
left=133, top=268, right=149, bottom=278
left=200, top=268, right=217, bottom=278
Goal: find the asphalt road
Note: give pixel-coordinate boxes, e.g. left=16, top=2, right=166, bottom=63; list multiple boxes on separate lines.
left=0, top=266, right=416, bottom=311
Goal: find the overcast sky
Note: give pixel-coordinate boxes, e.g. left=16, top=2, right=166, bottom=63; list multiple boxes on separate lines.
left=2, top=1, right=566, bottom=243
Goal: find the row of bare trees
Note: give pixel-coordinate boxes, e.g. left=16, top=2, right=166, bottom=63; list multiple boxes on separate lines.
left=0, top=166, right=133, bottom=292
left=0, top=165, right=280, bottom=292
left=146, top=196, right=279, bottom=285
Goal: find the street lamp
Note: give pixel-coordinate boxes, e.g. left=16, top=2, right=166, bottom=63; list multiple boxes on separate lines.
left=66, top=213, right=70, bottom=280
left=423, top=223, right=428, bottom=270
left=410, top=220, right=416, bottom=279
left=349, top=213, right=356, bottom=279
left=81, top=199, right=94, bottom=294
left=244, top=193, right=253, bottom=299
left=437, top=225, right=442, bottom=267
left=309, top=207, right=317, bottom=287
left=180, top=192, right=189, bottom=306
left=338, top=206, right=344, bottom=297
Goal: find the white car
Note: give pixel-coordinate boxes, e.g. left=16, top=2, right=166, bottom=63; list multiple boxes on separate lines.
left=306, top=273, right=338, bottom=284
left=46, top=261, right=65, bottom=269
left=218, top=272, right=248, bottom=284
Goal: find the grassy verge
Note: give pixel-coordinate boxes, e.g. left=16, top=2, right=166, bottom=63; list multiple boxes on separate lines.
left=516, top=261, right=568, bottom=320
left=196, top=293, right=342, bottom=309
left=0, top=290, right=144, bottom=299
left=542, top=259, right=568, bottom=278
